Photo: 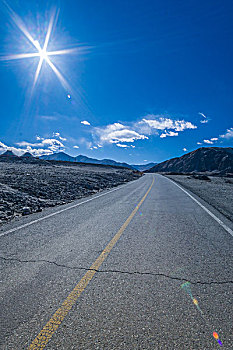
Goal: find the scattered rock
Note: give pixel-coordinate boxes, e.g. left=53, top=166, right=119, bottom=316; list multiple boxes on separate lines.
left=0, top=162, right=141, bottom=225
left=166, top=174, right=233, bottom=222
left=192, top=175, right=211, bottom=181
left=22, top=207, right=31, bottom=216
left=225, top=179, right=233, bottom=184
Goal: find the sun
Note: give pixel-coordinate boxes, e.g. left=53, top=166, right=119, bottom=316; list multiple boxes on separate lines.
left=39, top=49, right=48, bottom=62
left=33, top=40, right=48, bottom=62
left=0, top=4, right=82, bottom=92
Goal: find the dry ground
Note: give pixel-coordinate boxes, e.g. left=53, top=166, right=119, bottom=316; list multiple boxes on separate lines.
left=0, top=161, right=141, bottom=225
left=166, top=174, right=233, bottom=222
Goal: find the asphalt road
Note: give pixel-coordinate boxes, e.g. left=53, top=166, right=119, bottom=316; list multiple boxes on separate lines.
left=0, top=174, right=232, bottom=349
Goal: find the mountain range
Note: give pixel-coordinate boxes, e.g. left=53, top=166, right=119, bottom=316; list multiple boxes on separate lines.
left=0, top=150, right=49, bottom=164
left=0, top=151, right=156, bottom=170
left=148, top=147, right=233, bottom=174
left=130, top=163, right=157, bottom=171
left=40, top=152, right=157, bottom=170
left=1, top=147, right=232, bottom=174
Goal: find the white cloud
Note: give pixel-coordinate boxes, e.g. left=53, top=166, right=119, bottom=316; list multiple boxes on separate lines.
left=183, top=148, right=187, bottom=151
left=1, top=132, right=67, bottom=157
left=90, top=115, right=197, bottom=147
left=95, top=122, right=148, bottom=145
left=73, top=145, right=79, bottom=149
left=220, top=127, right=233, bottom=139
left=41, top=139, right=64, bottom=148
left=106, top=123, right=124, bottom=131
left=24, top=147, right=53, bottom=157
left=0, top=140, right=54, bottom=157
left=203, top=139, right=214, bottom=144
left=160, top=131, right=179, bottom=138
left=198, top=112, right=210, bottom=124
left=81, top=120, right=91, bottom=126
left=198, top=112, right=207, bottom=119
left=201, top=137, right=218, bottom=145
left=53, top=132, right=67, bottom=141
left=139, top=116, right=196, bottom=132
left=131, top=145, right=135, bottom=148
left=16, top=141, right=43, bottom=147
left=197, top=142, right=202, bottom=145
left=36, top=136, right=44, bottom=141
left=16, top=139, right=64, bottom=152
left=93, top=146, right=98, bottom=149
left=135, top=115, right=196, bottom=140
left=116, top=143, right=129, bottom=148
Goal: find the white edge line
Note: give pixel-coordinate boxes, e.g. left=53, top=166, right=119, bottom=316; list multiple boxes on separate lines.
left=165, top=176, right=233, bottom=238
left=0, top=179, right=139, bottom=238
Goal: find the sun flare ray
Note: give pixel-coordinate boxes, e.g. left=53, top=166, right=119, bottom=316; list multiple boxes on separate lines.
left=46, top=58, right=71, bottom=91
left=43, top=9, right=57, bottom=52
left=47, top=48, right=80, bottom=56
left=1, top=2, right=79, bottom=92
left=3, top=1, right=39, bottom=50
left=0, top=52, right=40, bottom=61
left=33, top=57, right=43, bottom=89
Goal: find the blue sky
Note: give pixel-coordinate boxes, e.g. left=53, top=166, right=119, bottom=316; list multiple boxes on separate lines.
left=0, top=0, right=233, bottom=164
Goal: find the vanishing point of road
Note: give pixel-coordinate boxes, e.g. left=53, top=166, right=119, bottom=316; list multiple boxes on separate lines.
left=0, top=174, right=232, bottom=349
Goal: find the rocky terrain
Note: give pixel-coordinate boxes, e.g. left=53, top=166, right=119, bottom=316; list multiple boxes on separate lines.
left=166, top=174, right=233, bottom=222
left=0, top=160, right=141, bottom=225
left=148, top=147, right=233, bottom=175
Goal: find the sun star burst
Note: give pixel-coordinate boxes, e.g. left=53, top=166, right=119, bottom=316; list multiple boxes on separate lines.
left=0, top=4, right=81, bottom=93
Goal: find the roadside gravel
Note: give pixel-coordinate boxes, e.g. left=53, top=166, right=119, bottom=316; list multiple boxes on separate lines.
left=0, top=162, right=141, bottom=225
left=166, top=175, right=233, bottom=222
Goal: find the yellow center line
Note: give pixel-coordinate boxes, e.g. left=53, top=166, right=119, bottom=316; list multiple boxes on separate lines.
left=28, top=176, right=154, bottom=349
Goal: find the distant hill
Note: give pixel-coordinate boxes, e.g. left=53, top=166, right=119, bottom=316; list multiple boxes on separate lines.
left=20, top=152, right=34, bottom=158
left=0, top=150, right=18, bottom=158
left=40, top=152, right=135, bottom=169
left=148, top=147, right=233, bottom=174
left=40, top=151, right=74, bottom=162
left=0, top=150, right=49, bottom=164
left=132, top=163, right=157, bottom=171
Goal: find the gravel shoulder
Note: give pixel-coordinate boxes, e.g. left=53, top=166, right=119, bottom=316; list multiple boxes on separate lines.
left=166, top=175, right=233, bottom=222
left=0, top=161, right=141, bottom=225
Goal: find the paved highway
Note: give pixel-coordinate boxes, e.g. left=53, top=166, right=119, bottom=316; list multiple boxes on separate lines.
left=0, top=174, right=232, bottom=349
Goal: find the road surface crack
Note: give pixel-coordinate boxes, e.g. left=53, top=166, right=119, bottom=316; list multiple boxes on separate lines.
left=1, top=255, right=232, bottom=285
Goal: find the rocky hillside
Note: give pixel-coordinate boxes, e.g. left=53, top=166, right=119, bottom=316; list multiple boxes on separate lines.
left=148, top=147, right=233, bottom=174
left=0, top=161, right=141, bottom=225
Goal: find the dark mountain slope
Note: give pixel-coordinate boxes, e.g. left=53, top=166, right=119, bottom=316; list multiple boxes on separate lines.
left=0, top=150, right=18, bottom=159
left=148, top=147, right=233, bottom=174
left=20, top=152, right=34, bottom=158
left=40, top=151, right=74, bottom=162
left=0, top=151, right=49, bottom=165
